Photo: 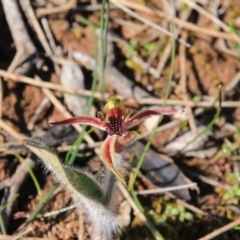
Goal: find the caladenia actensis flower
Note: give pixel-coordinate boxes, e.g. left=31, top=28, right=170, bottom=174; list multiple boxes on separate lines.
left=50, top=96, right=184, bottom=186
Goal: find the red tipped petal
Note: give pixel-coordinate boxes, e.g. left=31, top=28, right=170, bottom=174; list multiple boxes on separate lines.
left=126, top=109, right=184, bottom=129
left=50, top=116, right=106, bottom=130
left=100, top=135, right=126, bottom=186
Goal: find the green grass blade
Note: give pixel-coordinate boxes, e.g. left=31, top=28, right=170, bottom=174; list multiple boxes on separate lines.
left=131, top=190, right=165, bottom=240
left=181, top=107, right=221, bottom=152
left=23, top=184, right=58, bottom=228
left=0, top=212, right=6, bottom=235
left=129, top=26, right=176, bottom=190
left=14, top=154, right=42, bottom=196
left=66, top=17, right=99, bottom=165
left=100, top=0, right=110, bottom=99
left=0, top=194, right=19, bottom=234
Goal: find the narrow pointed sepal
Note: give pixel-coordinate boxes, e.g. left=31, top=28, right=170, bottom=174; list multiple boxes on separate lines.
left=126, top=109, right=184, bottom=129
left=100, top=135, right=126, bottom=186
left=49, top=116, right=105, bottom=130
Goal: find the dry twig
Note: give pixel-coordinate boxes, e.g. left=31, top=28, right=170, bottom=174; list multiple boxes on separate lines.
left=113, top=0, right=240, bottom=44
left=198, top=217, right=240, bottom=240
left=110, top=0, right=190, bottom=47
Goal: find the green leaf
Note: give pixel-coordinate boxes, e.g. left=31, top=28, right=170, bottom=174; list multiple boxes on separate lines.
left=192, top=95, right=201, bottom=102
left=179, top=215, right=185, bottom=222
left=64, top=167, right=104, bottom=203
left=222, top=192, right=232, bottom=201
left=22, top=138, right=121, bottom=239
left=235, top=189, right=240, bottom=196
left=177, top=204, right=185, bottom=214
left=23, top=138, right=104, bottom=204
left=232, top=198, right=238, bottom=205
left=222, top=143, right=231, bottom=156
left=170, top=208, right=179, bottom=216
left=236, top=126, right=240, bottom=136
left=184, top=212, right=193, bottom=221
left=180, top=3, right=188, bottom=10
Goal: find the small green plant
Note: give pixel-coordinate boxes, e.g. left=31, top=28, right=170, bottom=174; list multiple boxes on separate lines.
left=142, top=41, right=158, bottom=56
left=221, top=173, right=240, bottom=205
left=126, top=39, right=138, bottom=57
left=229, top=20, right=240, bottom=53
left=192, top=95, right=201, bottom=103
left=222, top=184, right=240, bottom=205
left=151, top=198, right=193, bottom=224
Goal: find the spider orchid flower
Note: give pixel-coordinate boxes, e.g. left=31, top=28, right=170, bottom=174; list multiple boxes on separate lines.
left=50, top=96, right=184, bottom=186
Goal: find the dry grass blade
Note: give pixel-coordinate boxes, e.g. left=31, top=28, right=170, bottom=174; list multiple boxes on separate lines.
left=20, top=0, right=52, bottom=55
left=137, top=183, right=197, bottom=195
left=180, top=0, right=240, bottom=41
left=110, top=0, right=190, bottom=47
left=1, top=0, right=36, bottom=54
left=179, top=31, right=197, bottom=133
left=34, top=76, right=94, bottom=145
left=198, top=217, right=240, bottom=240
left=36, top=0, right=77, bottom=18
left=0, top=70, right=109, bottom=99
left=112, top=0, right=240, bottom=44
left=0, top=120, right=35, bottom=232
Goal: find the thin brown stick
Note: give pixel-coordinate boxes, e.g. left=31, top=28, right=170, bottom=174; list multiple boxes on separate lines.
left=36, top=0, right=77, bottom=18
left=179, top=31, right=197, bottom=133
left=117, top=182, right=164, bottom=240
left=0, top=69, right=107, bottom=99
left=156, top=5, right=192, bottom=77
left=1, top=69, right=240, bottom=108
left=27, top=97, right=49, bottom=130
left=0, top=120, right=37, bottom=232
left=113, top=0, right=240, bottom=44
left=198, top=217, right=240, bottom=240
left=1, top=0, right=36, bottom=55
left=137, top=170, right=208, bottom=217
left=20, top=0, right=52, bottom=55
left=77, top=207, right=84, bottom=240
left=156, top=38, right=172, bottom=78
left=137, top=183, right=197, bottom=195
left=41, top=18, right=57, bottom=54
left=34, top=76, right=94, bottom=145
left=180, top=0, right=238, bottom=36
left=40, top=17, right=61, bottom=74
left=6, top=49, right=25, bottom=73
left=110, top=0, right=190, bottom=47
left=0, top=233, right=49, bottom=240
left=175, top=196, right=209, bottom=217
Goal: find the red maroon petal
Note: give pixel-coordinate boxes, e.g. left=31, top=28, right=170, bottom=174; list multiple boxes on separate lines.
left=126, top=109, right=184, bottom=129
left=100, top=135, right=126, bottom=186
left=49, top=116, right=106, bottom=131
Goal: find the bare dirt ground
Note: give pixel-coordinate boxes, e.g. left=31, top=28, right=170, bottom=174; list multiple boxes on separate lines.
left=1, top=0, right=240, bottom=240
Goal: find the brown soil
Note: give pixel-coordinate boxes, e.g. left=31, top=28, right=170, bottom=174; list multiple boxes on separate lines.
left=1, top=1, right=240, bottom=240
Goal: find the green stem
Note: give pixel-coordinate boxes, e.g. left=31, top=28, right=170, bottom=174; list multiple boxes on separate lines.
left=100, top=0, right=110, bottom=100
left=0, top=194, right=19, bottom=234
left=181, top=107, right=221, bottom=152
left=22, top=185, right=58, bottom=229
left=66, top=17, right=98, bottom=165
left=15, top=154, right=42, bottom=196
left=0, top=213, right=6, bottom=235
left=131, top=190, right=165, bottom=240
left=129, top=25, right=176, bottom=189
